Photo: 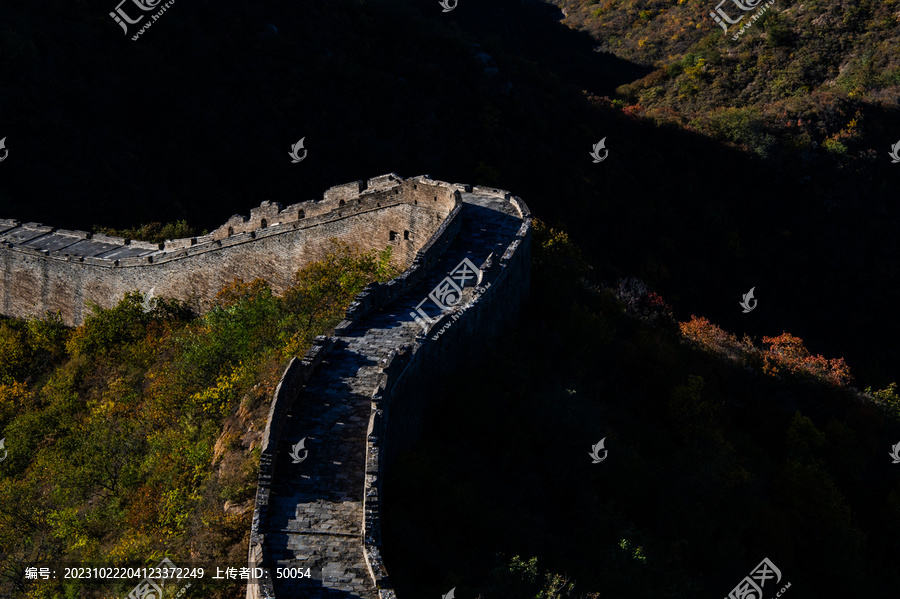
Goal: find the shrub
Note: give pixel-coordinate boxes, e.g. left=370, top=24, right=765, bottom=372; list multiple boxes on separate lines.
left=484, top=556, right=577, bottom=599
left=679, top=315, right=746, bottom=360
left=65, top=293, right=152, bottom=357
left=680, top=318, right=851, bottom=385
left=93, top=220, right=201, bottom=243
left=283, top=239, right=397, bottom=330
left=0, top=321, right=31, bottom=384
left=761, top=332, right=852, bottom=385
left=866, top=383, right=900, bottom=418
left=26, top=311, right=69, bottom=358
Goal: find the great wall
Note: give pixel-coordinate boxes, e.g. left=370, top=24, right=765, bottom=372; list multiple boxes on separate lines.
left=0, top=173, right=532, bottom=599
left=0, top=174, right=463, bottom=326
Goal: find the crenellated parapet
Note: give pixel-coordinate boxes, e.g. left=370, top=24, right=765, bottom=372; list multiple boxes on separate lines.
left=245, top=179, right=532, bottom=599
left=0, top=174, right=462, bottom=325
left=0, top=174, right=532, bottom=599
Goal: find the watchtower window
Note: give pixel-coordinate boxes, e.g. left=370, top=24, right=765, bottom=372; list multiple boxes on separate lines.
left=227, top=226, right=234, bottom=237
left=298, top=210, right=305, bottom=219
left=339, top=200, right=346, bottom=207
left=389, top=231, right=398, bottom=241
left=404, top=230, right=410, bottom=240
left=260, top=218, right=267, bottom=228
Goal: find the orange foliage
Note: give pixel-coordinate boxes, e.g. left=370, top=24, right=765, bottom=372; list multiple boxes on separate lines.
left=761, top=333, right=852, bottom=386
left=623, top=103, right=645, bottom=117
left=680, top=318, right=852, bottom=386
left=679, top=315, right=744, bottom=359
left=126, top=484, right=162, bottom=533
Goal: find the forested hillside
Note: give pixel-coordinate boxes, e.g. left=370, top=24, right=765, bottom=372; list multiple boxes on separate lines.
left=2, top=0, right=897, bottom=388
left=1, top=0, right=899, bottom=597
left=383, top=221, right=900, bottom=599
left=553, top=0, right=900, bottom=160
left=0, top=243, right=396, bottom=599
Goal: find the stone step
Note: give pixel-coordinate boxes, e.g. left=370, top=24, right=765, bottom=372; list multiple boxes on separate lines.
left=260, top=188, right=529, bottom=599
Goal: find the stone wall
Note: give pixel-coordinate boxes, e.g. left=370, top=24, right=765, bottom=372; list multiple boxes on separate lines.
left=377, top=189, right=531, bottom=469
left=227, top=178, right=532, bottom=599
left=361, top=189, right=532, bottom=598
left=335, top=191, right=464, bottom=334
left=247, top=337, right=335, bottom=599
left=0, top=174, right=459, bottom=326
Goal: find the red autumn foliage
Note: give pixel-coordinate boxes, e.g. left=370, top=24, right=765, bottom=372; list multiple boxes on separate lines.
left=680, top=317, right=852, bottom=386
left=761, top=332, right=853, bottom=386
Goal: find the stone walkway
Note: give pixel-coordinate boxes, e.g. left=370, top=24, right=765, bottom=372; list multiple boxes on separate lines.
left=262, top=188, right=525, bottom=598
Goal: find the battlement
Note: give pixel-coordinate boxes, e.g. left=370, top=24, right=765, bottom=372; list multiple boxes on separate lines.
left=243, top=178, right=532, bottom=599
left=0, top=174, right=463, bottom=325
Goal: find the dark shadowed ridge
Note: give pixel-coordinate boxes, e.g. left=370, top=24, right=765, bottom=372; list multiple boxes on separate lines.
left=0, top=0, right=898, bottom=405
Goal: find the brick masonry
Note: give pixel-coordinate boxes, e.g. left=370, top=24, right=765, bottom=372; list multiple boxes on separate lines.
left=246, top=178, right=532, bottom=599
left=0, top=172, right=530, bottom=599
left=0, top=173, right=459, bottom=325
